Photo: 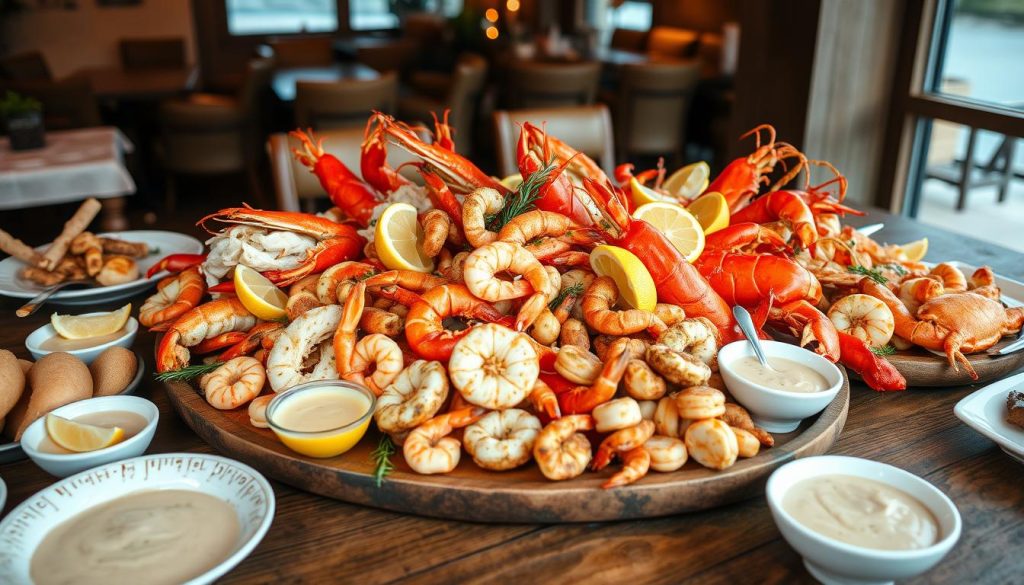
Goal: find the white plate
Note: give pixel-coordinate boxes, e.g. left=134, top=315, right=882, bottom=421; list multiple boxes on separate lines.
left=0, top=230, right=203, bottom=306
left=0, top=475, right=6, bottom=515
left=954, top=370, right=1024, bottom=463
left=0, top=453, right=275, bottom=584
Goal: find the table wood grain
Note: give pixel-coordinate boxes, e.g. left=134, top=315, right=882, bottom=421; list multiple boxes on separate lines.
left=1, top=208, right=1022, bottom=584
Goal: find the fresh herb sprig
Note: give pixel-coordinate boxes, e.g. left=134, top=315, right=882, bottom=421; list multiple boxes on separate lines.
left=876, top=263, right=908, bottom=277
left=154, top=361, right=225, bottom=382
left=847, top=265, right=888, bottom=285
left=371, top=435, right=396, bottom=487
left=870, top=344, right=897, bottom=356
left=486, top=163, right=555, bottom=231
left=548, top=282, right=584, bottom=311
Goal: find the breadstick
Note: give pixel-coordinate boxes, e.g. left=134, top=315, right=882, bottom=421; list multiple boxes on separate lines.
left=71, top=232, right=104, bottom=276
left=99, top=237, right=148, bottom=257
left=40, top=198, right=102, bottom=270
left=21, top=266, right=65, bottom=286
left=0, top=228, right=44, bottom=266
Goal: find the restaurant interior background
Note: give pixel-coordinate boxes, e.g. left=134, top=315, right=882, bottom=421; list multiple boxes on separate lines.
left=1, top=0, right=1021, bottom=252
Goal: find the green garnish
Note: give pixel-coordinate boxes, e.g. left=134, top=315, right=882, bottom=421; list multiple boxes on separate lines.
left=847, top=265, right=888, bottom=285
left=877, top=263, right=908, bottom=276
left=371, top=435, right=396, bottom=487
left=486, top=163, right=555, bottom=231
left=548, top=282, right=584, bottom=311
left=870, top=344, right=897, bottom=356
left=154, top=361, right=225, bottom=382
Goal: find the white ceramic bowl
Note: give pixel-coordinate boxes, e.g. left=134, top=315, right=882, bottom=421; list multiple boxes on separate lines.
left=21, top=395, right=159, bottom=477
left=0, top=453, right=275, bottom=584
left=25, top=315, right=138, bottom=364
left=766, top=455, right=961, bottom=585
left=718, top=340, right=843, bottom=432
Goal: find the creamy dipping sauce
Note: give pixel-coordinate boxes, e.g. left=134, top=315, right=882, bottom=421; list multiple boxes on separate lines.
left=273, top=385, right=370, bottom=432
left=732, top=356, right=830, bottom=393
left=30, top=489, right=240, bottom=585
left=782, top=474, right=939, bottom=551
left=39, top=328, right=126, bottom=351
left=36, top=411, right=149, bottom=455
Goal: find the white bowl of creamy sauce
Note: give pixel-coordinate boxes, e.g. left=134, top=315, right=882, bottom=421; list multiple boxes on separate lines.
left=0, top=453, right=275, bottom=585
left=766, top=455, right=961, bottom=585
left=25, top=316, right=138, bottom=364
left=718, top=340, right=843, bottom=432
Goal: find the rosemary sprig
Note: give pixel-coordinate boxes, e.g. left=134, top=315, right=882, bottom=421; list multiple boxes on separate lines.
left=548, top=282, right=584, bottom=311
left=154, top=361, right=225, bottom=382
left=371, top=435, right=396, bottom=487
left=486, top=163, right=555, bottom=231
left=877, top=263, right=908, bottom=277
left=870, top=344, right=897, bottom=356
left=847, top=265, right=888, bottom=285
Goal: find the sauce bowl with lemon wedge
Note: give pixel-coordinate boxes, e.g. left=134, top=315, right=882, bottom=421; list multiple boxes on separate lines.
left=25, top=304, right=136, bottom=364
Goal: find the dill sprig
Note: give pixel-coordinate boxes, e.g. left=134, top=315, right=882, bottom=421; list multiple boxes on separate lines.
left=847, top=265, right=888, bottom=285
left=486, top=163, right=555, bottom=231
left=371, top=435, right=396, bottom=487
left=870, top=344, right=897, bottom=356
left=154, top=361, right=224, bottom=382
left=877, top=263, right=908, bottom=277
left=548, top=282, right=584, bottom=311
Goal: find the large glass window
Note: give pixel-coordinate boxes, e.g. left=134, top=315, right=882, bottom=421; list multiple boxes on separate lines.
left=610, top=1, right=653, bottom=31
left=226, top=0, right=338, bottom=36
left=349, top=0, right=462, bottom=31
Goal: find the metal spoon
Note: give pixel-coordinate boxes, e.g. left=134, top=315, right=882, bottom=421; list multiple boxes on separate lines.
left=16, top=279, right=95, bottom=318
left=732, top=305, right=779, bottom=371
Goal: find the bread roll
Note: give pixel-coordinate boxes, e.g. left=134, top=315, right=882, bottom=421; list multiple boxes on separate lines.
left=18, top=358, right=33, bottom=374
left=0, top=350, right=25, bottom=420
left=5, top=352, right=92, bottom=440
left=90, top=347, right=137, bottom=396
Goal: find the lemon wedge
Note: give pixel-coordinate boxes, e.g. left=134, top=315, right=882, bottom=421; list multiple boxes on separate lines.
left=898, top=237, right=928, bottom=262
left=662, top=161, right=710, bottom=200
left=629, top=177, right=677, bottom=207
left=500, top=173, right=524, bottom=190
left=589, top=244, right=657, bottom=311
left=234, top=265, right=288, bottom=321
left=686, top=191, right=730, bottom=235
left=374, top=202, right=435, bottom=272
left=51, top=304, right=131, bottom=340
left=633, top=202, right=706, bottom=263
left=45, top=414, right=125, bottom=452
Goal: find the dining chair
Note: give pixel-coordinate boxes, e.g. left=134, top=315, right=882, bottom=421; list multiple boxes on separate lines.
left=295, top=72, right=398, bottom=131
left=119, top=38, right=187, bottom=70
left=613, top=61, right=701, bottom=164
left=399, top=53, right=488, bottom=154
left=267, top=127, right=424, bottom=213
left=268, top=37, right=335, bottom=68
left=1, top=78, right=101, bottom=130
left=493, top=105, right=615, bottom=179
left=647, top=26, right=700, bottom=60
left=355, top=38, right=419, bottom=79
left=0, top=51, right=52, bottom=81
left=503, top=61, right=601, bottom=110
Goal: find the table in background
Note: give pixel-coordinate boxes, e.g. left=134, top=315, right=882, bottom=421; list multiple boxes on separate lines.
left=1, top=208, right=1022, bottom=583
left=271, top=63, right=380, bottom=103
left=67, top=66, right=198, bottom=101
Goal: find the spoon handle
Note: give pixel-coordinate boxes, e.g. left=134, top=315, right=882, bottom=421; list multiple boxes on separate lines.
left=732, top=305, right=771, bottom=365
left=16, top=281, right=75, bottom=318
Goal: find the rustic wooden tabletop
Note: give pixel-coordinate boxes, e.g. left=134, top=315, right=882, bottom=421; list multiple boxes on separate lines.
left=2, top=208, right=1022, bottom=584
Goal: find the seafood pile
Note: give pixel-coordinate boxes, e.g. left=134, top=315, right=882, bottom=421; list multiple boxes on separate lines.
left=145, top=113, right=1020, bottom=488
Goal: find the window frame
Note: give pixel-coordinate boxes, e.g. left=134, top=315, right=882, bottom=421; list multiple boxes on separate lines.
left=222, top=0, right=345, bottom=38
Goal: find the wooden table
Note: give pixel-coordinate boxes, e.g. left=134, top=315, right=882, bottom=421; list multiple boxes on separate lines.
left=2, top=208, right=1022, bottom=583
left=271, top=63, right=380, bottom=103
left=67, top=66, right=198, bottom=101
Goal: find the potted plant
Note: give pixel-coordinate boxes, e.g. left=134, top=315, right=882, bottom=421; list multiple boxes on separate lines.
left=1, top=90, right=45, bottom=151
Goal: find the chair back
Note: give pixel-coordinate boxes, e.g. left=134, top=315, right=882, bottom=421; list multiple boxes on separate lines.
left=355, top=38, right=419, bottom=78
left=0, top=52, right=52, bottom=81
left=493, top=105, right=614, bottom=178
left=647, top=26, right=699, bottom=59
left=159, top=99, right=245, bottom=174
left=610, top=28, right=648, bottom=53
left=616, top=61, right=700, bottom=157
left=295, top=72, right=398, bottom=131
left=268, top=37, right=334, bottom=68
left=267, top=128, right=424, bottom=212
left=119, top=38, right=186, bottom=70
left=237, top=57, right=275, bottom=117
left=504, top=61, right=600, bottom=109
left=445, top=53, right=488, bottom=143
left=2, top=78, right=100, bottom=131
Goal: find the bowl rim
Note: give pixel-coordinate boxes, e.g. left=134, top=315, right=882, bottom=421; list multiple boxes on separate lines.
left=21, top=395, right=159, bottom=462
left=266, top=379, right=376, bottom=437
left=719, top=340, right=843, bottom=401
left=766, top=455, right=962, bottom=560
left=25, top=314, right=138, bottom=356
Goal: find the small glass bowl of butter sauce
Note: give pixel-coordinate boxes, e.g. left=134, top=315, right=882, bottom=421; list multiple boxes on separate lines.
left=266, top=380, right=376, bottom=458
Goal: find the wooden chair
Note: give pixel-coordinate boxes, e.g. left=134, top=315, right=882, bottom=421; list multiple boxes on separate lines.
left=614, top=61, right=701, bottom=164
left=493, top=105, right=615, bottom=179
left=294, top=72, right=398, bottom=131
left=399, top=53, right=488, bottom=154
left=119, top=38, right=186, bottom=70
left=503, top=61, right=601, bottom=110
left=355, top=38, right=419, bottom=79
left=0, top=51, right=52, bottom=81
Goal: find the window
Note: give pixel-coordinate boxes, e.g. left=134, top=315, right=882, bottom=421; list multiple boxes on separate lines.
left=611, top=1, right=653, bottom=32
left=226, top=0, right=338, bottom=36
left=348, top=0, right=462, bottom=31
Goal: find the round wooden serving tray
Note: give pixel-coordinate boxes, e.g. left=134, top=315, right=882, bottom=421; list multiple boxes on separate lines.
left=166, top=371, right=849, bottom=523
left=878, top=336, right=1024, bottom=387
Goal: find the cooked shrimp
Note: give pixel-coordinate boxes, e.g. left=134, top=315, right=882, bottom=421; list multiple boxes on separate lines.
left=643, top=435, right=687, bottom=472
left=363, top=269, right=449, bottom=292
left=593, top=335, right=650, bottom=361
left=732, top=426, right=760, bottom=458
left=462, top=187, right=503, bottom=247
left=346, top=334, right=403, bottom=395
left=317, top=261, right=376, bottom=304
left=657, top=318, right=718, bottom=368
left=898, top=277, right=943, bottom=315
left=248, top=394, right=273, bottom=428
left=553, top=345, right=602, bottom=385
left=637, top=399, right=658, bottom=421
left=673, top=385, right=726, bottom=419
left=332, top=281, right=367, bottom=380
left=448, top=324, right=540, bottom=409
left=403, top=407, right=486, bottom=475
left=827, top=293, right=895, bottom=347
left=970, top=266, right=995, bottom=289
left=463, top=409, right=542, bottom=471
left=720, top=403, right=774, bottom=447
left=559, top=318, right=590, bottom=349
left=653, top=395, right=691, bottom=438
left=139, top=266, right=205, bottom=328
left=374, top=359, right=449, bottom=434
left=528, top=308, right=561, bottom=345
left=592, top=420, right=655, bottom=470
left=558, top=340, right=632, bottom=414
left=602, top=446, right=650, bottom=489
left=463, top=241, right=551, bottom=330
left=202, top=357, right=265, bottom=409
left=266, top=304, right=341, bottom=391
left=582, top=276, right=667, bottom=336
left=528, top=379, right=561, bottom=419
left=645, top=344, right=712, bottom=387
left=592, top=397, right=642, bottom=433
left=623, top=359, right=667, bottom=400
left=929, top=262, right=967, bottom=292
left=654, top=304, right=687, bottom=327
left=287, top=290, right=321, bottom=321
left=684, top=419, right=739, bottom=470
left=560, top=269, right=595, bottom=320
left=533, top=414, right=594, bottom=481
left=420, top=209, right=451, bottom=257
left=497, top=210, right=599, bottom=246
left=359, top=307, right=403, bottom=337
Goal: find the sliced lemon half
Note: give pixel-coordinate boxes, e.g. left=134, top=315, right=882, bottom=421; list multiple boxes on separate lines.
left=500, top=173, right=524, bottom=190
left=663, top=161, right=710, bottom=200
left=633, top=202, right=706, bottom=263
left=234, top=264, right=288, bottom=321
left=45, top=414, right=125, bottom=452
left=898, top=237, right=928, bottom=262
left=374, top=202, right=435, bottom=272
left=589, top=244, right=657, bottom=311
left=50, top=303, right=131, bottom=340
left=629, top=177, right=676, bottom=207
left=686, top=191, right=730, bottom=235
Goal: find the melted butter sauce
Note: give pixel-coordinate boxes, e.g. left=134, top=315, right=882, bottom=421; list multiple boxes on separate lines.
left=732, top=356, right=830, bottom=393
left=273, top=386, right=370, bottom=433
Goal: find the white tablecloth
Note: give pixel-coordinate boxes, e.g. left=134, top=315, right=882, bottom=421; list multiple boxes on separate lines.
left=0, top=127, right=135, bottom=210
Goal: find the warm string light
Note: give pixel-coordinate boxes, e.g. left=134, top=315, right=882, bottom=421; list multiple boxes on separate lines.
left=485, top=8, right=499, bottom=22
left=486, top=26, right=500, bottom=39
left=506, top=0, right=520, bottom=11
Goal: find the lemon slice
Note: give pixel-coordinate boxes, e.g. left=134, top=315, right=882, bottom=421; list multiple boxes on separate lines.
left=500, top=173, right=524, bottom=190
left=234, top=265, right=288, bottom=321
left=374, top=202, right=435, bottom=272
left=686, top=191, right=730, bottom=235
left=898, top=237, right=928, bottom=262
left=662, top=161, right=710, bottom=200
left=629, top=177, right=676, bottom=207
left=633, top=202, right=706, bottom=263
left=589, top=245, right=657, bottom=311
left=45, top=414, right=125, bottom=452
left=51, top=303, right=131, bottom=340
